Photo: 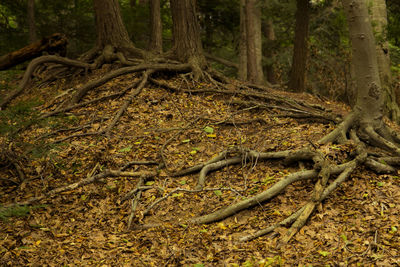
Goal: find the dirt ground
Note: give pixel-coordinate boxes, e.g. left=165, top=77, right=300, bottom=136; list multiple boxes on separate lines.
left=1, top=68, right=399, bottom=266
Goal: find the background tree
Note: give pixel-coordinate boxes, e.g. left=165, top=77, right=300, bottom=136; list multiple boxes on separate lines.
left=262, top=18, right=276, bottom=84
left=288, top=0, right=310, bottom=92
left=148, top=0, right=163, bottom=53
left=27, top=0, right=37, bottom=43
left=238, top=0, right=247, bottom=81
left=243, top=0, right=264, bottom=85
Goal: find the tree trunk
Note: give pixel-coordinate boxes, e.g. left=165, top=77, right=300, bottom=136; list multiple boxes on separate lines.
left=245, top=0, right=264, bottom=85
left=27, top=0, right=38, bottom=43
left=368, top=0, right=400, bottom=123
left=288, top=0, right=310, bottom=92
left=148, top=0, right=163, bottom=53
left=170, top=0, right=206, bottom=74
left=93, top=0, right=137, bottom=55
left=0, top=33, right=67, bottom=70
left=262, top=19, right=277, bottom=84
left=238, top=0, right=247, bottom=81
left=343, top=0, right=383, bottom=127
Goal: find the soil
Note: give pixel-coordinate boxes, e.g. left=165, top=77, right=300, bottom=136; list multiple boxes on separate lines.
left=0, top=67, right=399, bottom=266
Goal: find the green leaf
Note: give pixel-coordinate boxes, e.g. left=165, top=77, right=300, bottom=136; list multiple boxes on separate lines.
left=145, top=181, right=155, bottom=186
left=193, top=264, right=204, bottom=267
left=180, top=224, right=188, bottom=228
left=377, top=182, right=384, bottom=187
left=172, top=193, right=183, bottom=198
left=214, top=190, right=222, bottom=197
left=118, top=146, right=132, bottom=152
left=340, top=234, right=347, bottom=241
left=179, top=180, right=187, bottom=185
left=318, top=251, right=330, bottom=257
left=190, top=150, right=197, bottom=155
left=203, top=126, right=214, bottom=134
left=182, top=139, right=191, bottom=143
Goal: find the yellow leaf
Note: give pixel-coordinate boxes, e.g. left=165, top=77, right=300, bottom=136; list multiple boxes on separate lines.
left=35, top=240, right=41, bottom=246
left=217, top=222, right=227, bottom=230
left=206, top=134, right=216, bottom=138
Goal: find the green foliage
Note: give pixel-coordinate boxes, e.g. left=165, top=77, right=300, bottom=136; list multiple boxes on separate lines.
left=0, top=205, right=46, bottom=222
left=0, top=99, right=41, bottom=136
left=0, top=0, right=95, bottom=57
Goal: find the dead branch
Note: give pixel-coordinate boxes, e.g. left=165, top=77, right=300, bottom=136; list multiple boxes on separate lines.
left=2, top=169, right=156, bottom=209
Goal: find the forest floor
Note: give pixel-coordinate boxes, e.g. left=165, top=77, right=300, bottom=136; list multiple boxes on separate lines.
left=0, top=66, right=399, bottom=266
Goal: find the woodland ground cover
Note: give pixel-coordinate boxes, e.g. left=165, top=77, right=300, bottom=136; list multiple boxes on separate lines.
left=0, top=67, right=399, bottom=266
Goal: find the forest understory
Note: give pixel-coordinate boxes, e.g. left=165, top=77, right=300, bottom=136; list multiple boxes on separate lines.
left=0, top=62, right=400, bottom=266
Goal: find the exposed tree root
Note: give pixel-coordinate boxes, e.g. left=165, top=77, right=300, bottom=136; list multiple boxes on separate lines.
left=104, top=70, right=153, bottom=136
left=1, top=168, right=156, bottom=209
left=0, top=55, right=94, bottom=110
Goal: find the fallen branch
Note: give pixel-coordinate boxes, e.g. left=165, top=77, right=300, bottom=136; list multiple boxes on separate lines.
left=2, top=169, right=156, bottom=208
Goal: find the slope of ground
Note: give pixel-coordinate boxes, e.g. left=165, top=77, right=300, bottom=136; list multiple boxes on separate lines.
left=0, top=67, right=399, bottom=266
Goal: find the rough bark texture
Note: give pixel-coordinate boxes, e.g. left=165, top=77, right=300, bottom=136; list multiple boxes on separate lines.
left=368, top=0, right=400, bottom=123
left=148, top=0, right=163, bottom=53
left=238, top=0, right=247, bottom=81
left=262, top=19, right=277, bottom=84
left=27, top=0, right=38, bottom=43
left=0, top=33, right=67, bottom=70
left=288, top=0, right=310, bottom=92
left=93, top=0, right=133, bottom=50
left=245, top=0, right=264, bottom=85
left=344, top=0, right=384, bottom=127
left=170, top=0, right=206, bottom=70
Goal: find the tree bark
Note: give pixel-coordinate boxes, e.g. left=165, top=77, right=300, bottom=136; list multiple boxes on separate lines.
left=238, top=0, right=247, bottom=81
left=93, top=0, right=139, bottom=57
left=262, top=19, right=277, bottom=84
left=27, top=0, right=38, bottom=43
left=288, top=0, right=310, bottom=92
left=245, top=0, right=264, bottom=85
left=170, top=0, right=206, bottom=73
left=0, top=33, right=67, bottom=70
left=368, top=0, right=400, bottom=123
left=343, top=0, right=384, bottom=127
left=148, top=0, right=163, bottom=53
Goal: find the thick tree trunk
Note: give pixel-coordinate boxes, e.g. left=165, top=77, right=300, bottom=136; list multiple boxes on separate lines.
left=244, top=0, right=264, bottom=85
left=288, top=0, right=310, bottom=92
left=262, top=19, right=277, bottom=84
left=93, top=0, right=137, bottom=56
left=0, top=33, right=67, bottom=70
left=343, top=0, right=384, bottom=127
left=368, top=0, right=400, bottom=123
left=170, top=0, right=206, bottom=73
left=148, top=0, right=163, bottom=53
left=238, top=0, right=247, bottom=81
left=27, top=0, right=38, bottom=43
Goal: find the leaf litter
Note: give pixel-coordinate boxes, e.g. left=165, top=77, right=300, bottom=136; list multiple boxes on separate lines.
left=0, top=69, right=399, bottom=266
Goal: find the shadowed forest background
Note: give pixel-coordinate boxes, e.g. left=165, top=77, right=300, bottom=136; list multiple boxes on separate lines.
left=0, top=0, right=400, bottom=266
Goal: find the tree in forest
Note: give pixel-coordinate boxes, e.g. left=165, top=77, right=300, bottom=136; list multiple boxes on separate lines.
left=169, top=0, right=206, bottom=77
left=238, top=0, right=264, bottom=85
left=4, top=0, right=400, bottom=251
left=262, top=19, right=277, bottom=84
left=148, top=0, right=163, bottom=53
left=367, top=0, right=400, bottom=123
left=27, top=0, right=38, bottom=43
left=288, top=0, right=310, bottom=92
left=89, top=0, right=144, bottom=61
